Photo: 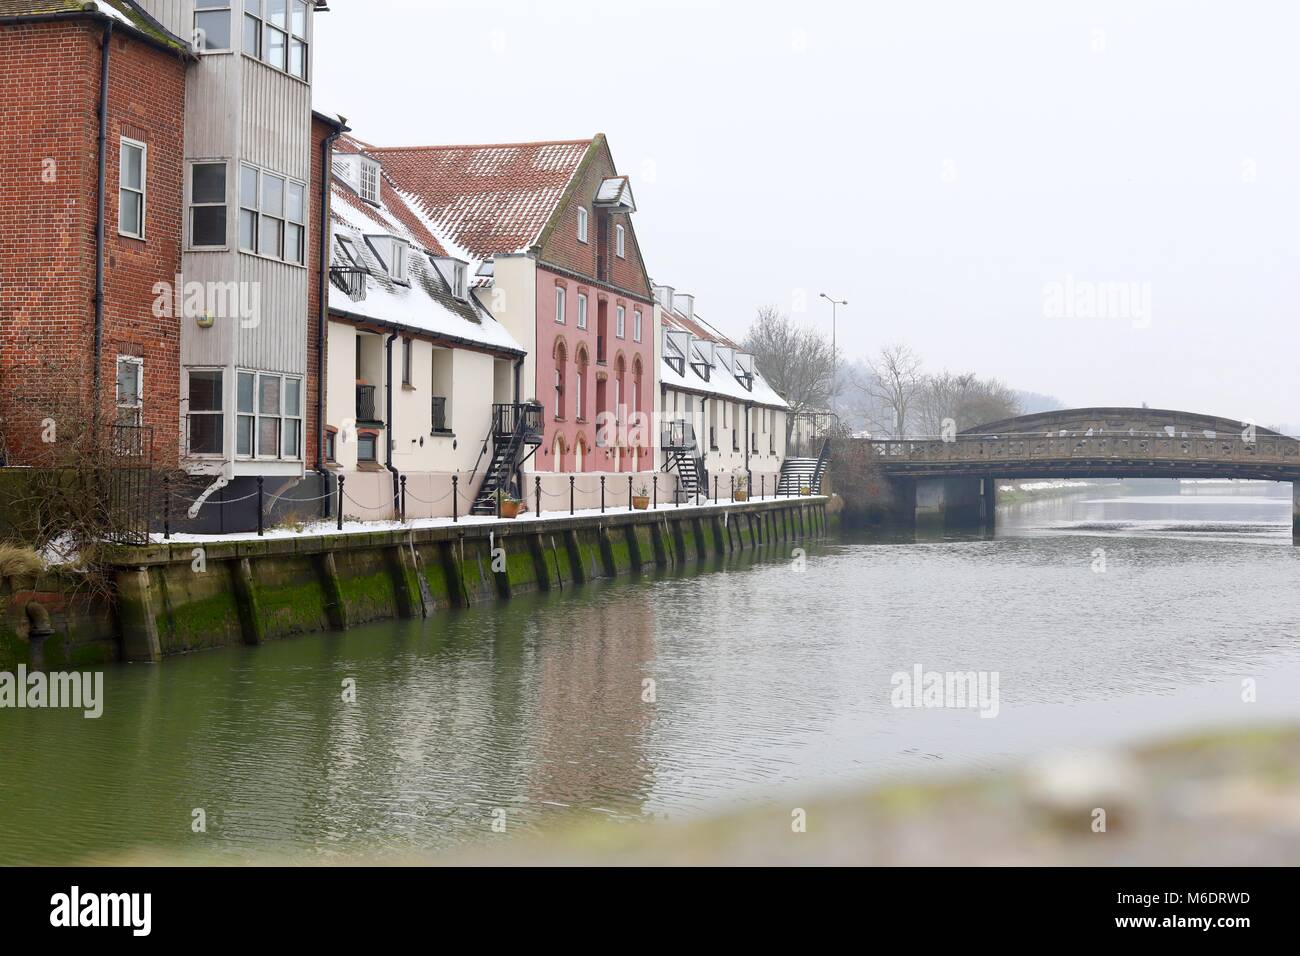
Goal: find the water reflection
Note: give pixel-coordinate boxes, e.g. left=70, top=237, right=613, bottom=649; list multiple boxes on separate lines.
left=1, top=482, right=1298, bottom=864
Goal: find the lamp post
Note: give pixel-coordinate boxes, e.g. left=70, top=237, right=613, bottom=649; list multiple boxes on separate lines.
left=819, top=293, right=846, bottom=419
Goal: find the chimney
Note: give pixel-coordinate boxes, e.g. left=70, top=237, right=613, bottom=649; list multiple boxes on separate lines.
left=672, top=292, right=695, bottom=319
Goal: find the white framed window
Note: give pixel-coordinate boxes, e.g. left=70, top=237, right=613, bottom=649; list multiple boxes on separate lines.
left=577, top=293, right=588, bottom=330
left=239, top=164, right=259, bottom=252
left=189, top=162, right=228, bottom=248
left=194, top=0, right=233, bottom=52
left=616, top=305, right=625, bottom=339
left=242, top=168, right=306, bottom=263
left=186, top=368, right=224, bottom=456
left=118, top=139, right=146, bottom=239
left=115, top=356, right=143, bottom=425
left=555, top=286, right=566, bottom=324
left=576, top=206, right=588, bottom=243
left=615, top=223, right=625, bottom=258
left=359, top=158, right=380, bottom=204
left=633, top=308, right=642, bottom=343
left=237, top=371, right=302, bottom=459
left=246, top=0, right=308, bottom=78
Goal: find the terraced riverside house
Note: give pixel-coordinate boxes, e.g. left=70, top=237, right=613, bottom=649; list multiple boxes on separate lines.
left=367, top=135, right=661, bottom=512
left=654, top=285, right=790, bottom=501
left=323, top=132, right=526, bottom=521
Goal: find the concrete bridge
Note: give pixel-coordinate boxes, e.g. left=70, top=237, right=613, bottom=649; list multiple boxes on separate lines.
left=859, top=407, right=1300, bottom=538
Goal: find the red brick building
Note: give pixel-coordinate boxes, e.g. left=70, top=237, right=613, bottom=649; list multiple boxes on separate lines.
left=0, top=1, right=190, bottom=466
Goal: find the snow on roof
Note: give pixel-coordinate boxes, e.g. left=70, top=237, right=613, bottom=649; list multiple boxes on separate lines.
left=659, top=306, right=787, bottom=409
left=367, top=138, right=594, bottom=261
left=594, top=175, right=636, bottom=211
left=329, top=180, right=522, bottom=355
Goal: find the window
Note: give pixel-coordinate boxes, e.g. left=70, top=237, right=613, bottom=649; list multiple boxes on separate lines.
left=286, top=181, right=305, bottom=264
left=236, top=370, right=300, bottom=458
left=187, top=369, right=224, bottom=456
left=359, top=158, right=379, bottom=204
left=259, top=172, right=284, bottom=258
left=616, top=223, right=625, bottom=258
left=402, top=338, right=413, bottom=387
left=115, top=357, right=142, bottom=426
left=554, top=286, right=566, bottom=324
left=239, top=164, right=258, bottom=252
left=190, top=162, right=227, bottom=248
left=244, top=1, right=309, bottom=78
left=577, top=293, right=588, bottom=330
left=357, top=432, right=377, bottom=462
left=633, top=309, right=642, bottom=343
left=576, top=206, right=588, bottom=242
left=243, top=0, right=261, bottom=57
left=194, top=0, right=232, bottom=52
left=616, top=305, right=625, bottom=339
left=554, top=369, right=563, bottom=418
left=289, top=0, right=309, bottom=78
left=387, top=238, right=408, bottom=282
left=119, top=139, right=146, bottom=239
left=325, top=429, right=336, bottom=463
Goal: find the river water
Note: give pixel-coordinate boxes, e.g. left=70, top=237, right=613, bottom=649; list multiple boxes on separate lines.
left=2, top=480, right=1297, bottom=864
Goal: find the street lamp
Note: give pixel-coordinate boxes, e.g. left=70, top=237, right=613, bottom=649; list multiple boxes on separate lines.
left=819, top=292, right=847, bottom=419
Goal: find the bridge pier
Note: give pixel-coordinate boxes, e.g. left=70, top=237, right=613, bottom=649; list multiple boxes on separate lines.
left=915, top=477, right=987, bottom=529
left=1294, top=483, right=1299, bottom=543
left=982, top=477, right=997, bottom=531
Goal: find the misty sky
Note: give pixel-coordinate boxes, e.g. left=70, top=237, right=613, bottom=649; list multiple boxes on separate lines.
left=314, top=0, right=1300, bottom=428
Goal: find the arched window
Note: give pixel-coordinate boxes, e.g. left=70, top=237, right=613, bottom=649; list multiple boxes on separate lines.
left=575, top=345, right=589, bottom=422
left=631, top=355, right=643, bottom=417
left=551, top=433, right=565, bottom=472
left=614, top=354, right=626, bottom=425
left=553, top=339, right=567, bottom=419
left=574, top=435, right=586, bottom=472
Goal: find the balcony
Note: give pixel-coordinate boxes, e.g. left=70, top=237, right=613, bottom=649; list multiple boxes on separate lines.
left=431, top=395, right=449, bottom=434
left=492, top=401, right=544, bottom=443
left=661, top=419, right=696, bottom=451
left=330, top=265, right=368, bottom=301
left=356, top=384, right=379, bottom=424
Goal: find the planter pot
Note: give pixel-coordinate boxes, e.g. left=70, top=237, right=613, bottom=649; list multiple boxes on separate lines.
left=799, top=487, right=812, bottom=496
left=733, top=491, right=748, bottom=502
left=499, top=500, right=523, bottom=518
left=632, top=496, right=650, bottom=510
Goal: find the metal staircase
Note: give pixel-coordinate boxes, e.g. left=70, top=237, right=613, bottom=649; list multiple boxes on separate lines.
left=660, top=420, right=707, bottom=503
left=777, top=438, right=831, bottom=494
left=470, top=402, right=544, bottom=515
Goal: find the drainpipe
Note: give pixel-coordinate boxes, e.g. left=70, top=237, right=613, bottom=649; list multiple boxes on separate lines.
left=316, top=123, right=345, bottom=516
left=92, top=22, right=113, bottom=434
left=384, top=332, right=400, bottom=515
left=744, top=401, right=753, bottom=489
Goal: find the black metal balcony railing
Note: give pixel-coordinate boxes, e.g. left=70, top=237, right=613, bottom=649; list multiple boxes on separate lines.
left=431, top=395, right=448, bottom=433
left=356, top=384, right=378, bottom=422
left=661, top=419, right=696, bottom=451
left=492, top=401, right=543, bottom=441
left=330, top=265, right=368, bottom=301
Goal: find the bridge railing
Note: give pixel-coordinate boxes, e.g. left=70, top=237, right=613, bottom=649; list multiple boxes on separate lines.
left=865, top=434, right=1300, bottom=466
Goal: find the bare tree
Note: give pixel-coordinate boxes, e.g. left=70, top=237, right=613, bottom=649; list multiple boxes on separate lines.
left=859, top=343, right=924, bottom=437
left=742, top=306, right=836, bottom=444
left=916, top=371, right=1020, bottom=436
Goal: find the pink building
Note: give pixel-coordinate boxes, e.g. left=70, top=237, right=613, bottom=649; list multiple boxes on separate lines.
left=372, top=135, right=656, bottom=477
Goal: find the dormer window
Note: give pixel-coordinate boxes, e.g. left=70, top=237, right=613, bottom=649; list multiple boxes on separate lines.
left=576, top=206, right=588, bottom=243
left=359, top=158, right=380, bottom=205
left=433, top=256, right=469, bottom=300
left=615, top=224, right=625, bottom=258
left=366, top=235, right=409, bottom=284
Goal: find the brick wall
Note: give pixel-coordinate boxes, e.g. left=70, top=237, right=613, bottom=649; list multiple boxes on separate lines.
left=307, top=115, right=334, bottom=470
left=0, top=21, right=186, bottom=467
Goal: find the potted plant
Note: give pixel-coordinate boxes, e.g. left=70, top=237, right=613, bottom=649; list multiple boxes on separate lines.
left=496, top=487, right=523, bottom=519
left=733, top=475, right=749, bottom=502
left=632, top=482, right=650, bottom=510
left=799, top=483, right=812, bottom=496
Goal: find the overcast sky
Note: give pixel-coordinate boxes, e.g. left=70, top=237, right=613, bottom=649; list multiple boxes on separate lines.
left=315, top=1, right=1300, bottom=428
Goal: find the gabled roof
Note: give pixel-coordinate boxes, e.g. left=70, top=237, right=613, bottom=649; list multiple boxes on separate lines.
left=328, top=180, right=522, bottom=356
left=367, top=137, right=596, bottom=262
left=659, top=297, right=787, bottom=410
left=0, top=1, right=192, bottom=55
left=331, top=135, right=448, bottom=257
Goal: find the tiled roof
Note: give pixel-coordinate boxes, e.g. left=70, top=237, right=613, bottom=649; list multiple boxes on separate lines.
left=368, top=138, right=595, bottom=261
left=0, top=1, right=190, bottom=52
left=330, top=143, right=447, bottom=256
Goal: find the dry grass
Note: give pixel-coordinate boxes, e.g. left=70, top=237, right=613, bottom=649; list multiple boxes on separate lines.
left=0, top=542, right=45, bottom=579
